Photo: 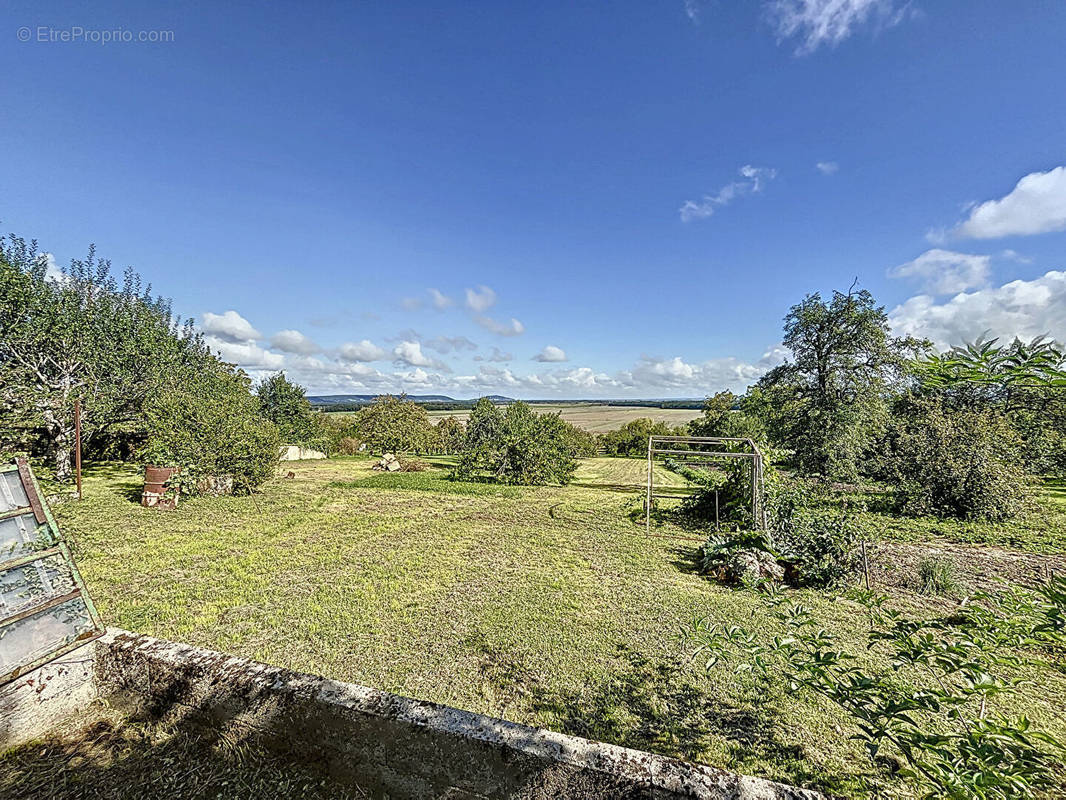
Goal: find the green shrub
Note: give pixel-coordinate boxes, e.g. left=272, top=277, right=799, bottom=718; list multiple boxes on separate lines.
left=256, top=371, right=316, bottom=444
left=143, top=357, right=280, bottom=492
left=880, top=396, right=1029, bottom=521
left=350, top=395, right=434, bottom=454
left=454, top=400, right=579, bottom=485
left=600, top=418, right=676, bottom=456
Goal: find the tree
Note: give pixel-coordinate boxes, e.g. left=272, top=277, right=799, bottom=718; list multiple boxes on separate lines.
left=1, top=235, right=191, bottom=480
left=690, top=391, right=766, bottom=442
left=143, top=350, right=281, bottom=492
left=877, top=394, right=1029, bottom=521
left=350, top=394, right=433, bottom=453
left=756, top=287, right=922, bottom=480
left=256, top=371, right=316, bottom=444
left=434, top=415, right=466, bottom=454
left=600, top=417, right=675, bottom=456
left=454, top=401, right=580, bottom=485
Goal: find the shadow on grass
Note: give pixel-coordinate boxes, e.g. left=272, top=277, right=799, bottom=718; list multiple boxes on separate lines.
left=473, top=640, right=850, bottom=795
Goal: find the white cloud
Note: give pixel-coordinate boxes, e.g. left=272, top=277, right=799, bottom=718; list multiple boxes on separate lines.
left=888, top=249, right=991, bottom=295
left=533, top=345, right=568, bottom=363
left=428, top=288, right=454, bottom=310
left=401, top=296, right=423, bottom=311
left=888, top=270, right=1066, bottom=348
left=474, top=347, right=513, bottom=363
left=201, top=310, right=262, bottom=343
left=338, top=339, right=387, bottom=362
left=37, top=252, right=68, bottom=283
left=953, top=166, right=1066, bottom=240
left=464, top=285, right=497, bottom=313
left=475, top=315, right=525, bottom=337
left=393, top=340, right=440, bottom=369
left=680, top=165, right=776, bottom=222
left=204, top=336, right=284, bottom=369
left=816, top=161, right=839, bottom=175
left=270, top=329, right=321, bottom=355
left=766, top=0, right=910, bottom=55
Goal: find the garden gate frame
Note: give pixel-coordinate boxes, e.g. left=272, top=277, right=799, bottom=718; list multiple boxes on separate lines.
left=645, top=435, right=766, bottom=538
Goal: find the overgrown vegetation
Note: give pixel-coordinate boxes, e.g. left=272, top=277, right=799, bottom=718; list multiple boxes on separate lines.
left=1, top=233, right=280, bottom=490
left=453, top=399, right=590, bottom=485
left=690, top=579, right=1066, bottom=798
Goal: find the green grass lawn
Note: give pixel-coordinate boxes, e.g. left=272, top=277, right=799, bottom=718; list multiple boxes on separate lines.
left=50, top=457, right=1066, bottom=797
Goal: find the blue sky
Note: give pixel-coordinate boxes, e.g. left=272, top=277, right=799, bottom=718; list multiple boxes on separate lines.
left=3, top=1, right=1065, bottom=398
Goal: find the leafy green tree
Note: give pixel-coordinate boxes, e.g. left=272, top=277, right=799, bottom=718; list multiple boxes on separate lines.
left=256, top=371, right=316, bottom=444
left=877, top=394, right=1029, bottom=521
left=756, top=287, right=922, bottom=480
left=434, top=415, right=466, bottom=454
left=690, top=390, right=766, bottom=442
left=454, top=401, right=579, bottom=485
left=1, top=234, right=191, bottom=480
left=600, top=418, right=674, bottom=456
left=350, top=394, right=433, bottom=453
left=142, top=348, right=281, bottom=492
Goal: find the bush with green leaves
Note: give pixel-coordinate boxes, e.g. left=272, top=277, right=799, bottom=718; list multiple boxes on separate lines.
left=454, top=400, right=580, bottom=485
left=433, top=415, right=466, bottom=454
left=879, top=395, right=1029, bottom=521
left=142, top=355, right=280, bottom=492
left=349, top=394, right=434, bottom=454
left=689, top=579, right=1066, bottom=798
left=600, top=417, right=676, bottom=456
left=255, top=371, right=316, bottom=445
left=695, top=478, right=862, bottom=588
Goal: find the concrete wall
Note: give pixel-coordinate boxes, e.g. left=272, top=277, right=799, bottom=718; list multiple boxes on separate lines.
left=279, top=445, right=327, bottom=461
left=3, top=629, right=823, bottom=800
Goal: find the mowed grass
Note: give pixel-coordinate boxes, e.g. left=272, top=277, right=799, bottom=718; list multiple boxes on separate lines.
left=52, top=457, right=1066, bottom=797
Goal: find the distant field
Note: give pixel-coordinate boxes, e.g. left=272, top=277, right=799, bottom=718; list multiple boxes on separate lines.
left=423, top=404, right=703, bottom=432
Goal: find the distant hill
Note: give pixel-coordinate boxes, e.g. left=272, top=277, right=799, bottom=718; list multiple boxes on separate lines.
left=307, top=394, right=459, bottom=406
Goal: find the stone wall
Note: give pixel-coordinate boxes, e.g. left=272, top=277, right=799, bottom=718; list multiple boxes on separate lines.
left=2, top=629, right=823, bottom=800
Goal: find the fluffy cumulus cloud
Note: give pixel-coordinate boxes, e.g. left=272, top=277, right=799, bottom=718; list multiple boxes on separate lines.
left=464, top=285, right=497, bottom=313
left=269, top=329, right=320, bottom=355
left=953, top=166, right=1066, bottom=240
left=533, top=345, right=568, bottom=363
left=206, top=339, right=285, bottom=370
left=889, top=271, right=1066, bottom=348
left=816, top=161, right=839, bottom=175
left=337, top=339, right=386, bottom=362
left=392, top=340, right=450, bottom=371
left=889, top=249, right=991, bottom=295
left=201, top=310, right=261, bottom=343
left=680, top=165, right=776, bottom=222
left=766, top=0, right=911, bottom=55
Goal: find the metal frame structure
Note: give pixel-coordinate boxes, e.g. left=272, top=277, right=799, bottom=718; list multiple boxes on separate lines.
left=0, top=458, right=104, bottom=686
left=645, top=435, right=766, bottom=538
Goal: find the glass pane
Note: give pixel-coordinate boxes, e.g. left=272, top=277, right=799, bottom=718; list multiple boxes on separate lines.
left=0, top=471, right=30, bottom=513
left=0, top=597, right=95, bottom=675
left=0, top=514, right=56, bottom=563
left=0, top=554, right=77, bottom=617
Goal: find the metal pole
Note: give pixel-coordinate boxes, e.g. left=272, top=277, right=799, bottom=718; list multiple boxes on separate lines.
left=74, top=398, right=82, bottom=500
left=645, top=436, right=653, bottom=535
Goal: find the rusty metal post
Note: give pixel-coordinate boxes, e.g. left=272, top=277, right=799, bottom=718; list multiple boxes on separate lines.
left=74, top=398, right=82, bottom=500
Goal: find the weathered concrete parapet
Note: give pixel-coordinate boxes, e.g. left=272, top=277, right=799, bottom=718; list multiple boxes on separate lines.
left=96, top=630, right=823, bottom=800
